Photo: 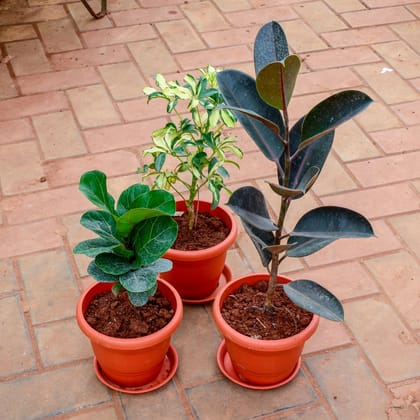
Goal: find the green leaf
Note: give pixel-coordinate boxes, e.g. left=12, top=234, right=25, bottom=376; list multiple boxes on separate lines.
left=299, top=91, right=373, bottom=151
left=284, top=280, right=344, bottom=321
left=87, top=261, right=118, bottom=282
left=227, top=186, right=277, bottom=231
left=133, top=216, right=178, bottom=267
left=112, top=282, right=123, bottom=296
left=287, top=206, right=374, bottom=257
left=127, top=289, right=154, bottom=307
left=243, top=221, right=274, bottom=267
left=120, top=268, right=157, bottom=293
left=256, top=56, right=301, bottom=110
left=116, top=184, right=150, bottom=214
left=79, top=170, right=115, bottom=215
left=73, top=238, right=119, bottom=257
left=95, top=253, right=132, bottom=275
left=133, top=190, right=176, bottom=215
left=217, top=70, right=285, bottom=162
left=80, top=210, right=117, bottom=241
left=254, top=21, right=289, bottom=75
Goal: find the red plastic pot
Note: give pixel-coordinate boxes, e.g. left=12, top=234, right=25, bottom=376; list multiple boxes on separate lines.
left=161, top=201, right=237, bottom=300
left=213, top=273, right=319, bottom=386
left=76, top=279, right=183, bottom=388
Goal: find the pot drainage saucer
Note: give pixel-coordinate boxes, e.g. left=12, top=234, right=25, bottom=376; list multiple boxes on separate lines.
left=93, top=344, right=178, bottom=394
left=182, top=265, right=232, bottom=304
left=216, top=340, right=301, bottom=390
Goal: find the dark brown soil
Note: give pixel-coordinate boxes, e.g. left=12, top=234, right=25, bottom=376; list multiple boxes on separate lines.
left=172, top=212, right=229, bottom=251
left=221, top=280, right=313, bottom=340
left=84, top=290, right=174, bottom=338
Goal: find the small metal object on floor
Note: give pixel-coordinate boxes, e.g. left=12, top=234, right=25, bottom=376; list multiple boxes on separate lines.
left=80, top=0, right=107, bottom=19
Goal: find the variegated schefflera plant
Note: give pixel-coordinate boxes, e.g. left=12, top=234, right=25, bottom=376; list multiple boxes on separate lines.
left=216, top=21, right=375, bottom=321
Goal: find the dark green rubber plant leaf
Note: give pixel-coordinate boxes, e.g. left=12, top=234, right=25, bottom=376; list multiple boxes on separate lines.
left=79, top=210, right=118, bottom=241
left=288, top=117, right=334, bottom=191
left=87, top=261, right=118, bottom=282
left=116, top=184, right=150, bottom=215
left=284, top=280, right=344, bottom=321
left=217, top=69, right=285, bottom=163
left=226, top=186, right=277, bottom=231
left=243, top=221, right=274, bottom=268
left=73, top=237, right=120, bottom=257
left=287, top=206, right=374, bottom=257
left=94, top=253, right=133, bottom=275
left=79, top=170, right=116, bottom=215
left=132, top=216, right=178, bottom=267
left=299, top=91, right=373, bottom=151
left=254, top=20, right=289, bottom=75
left=256, top=56, right=301, bottom=110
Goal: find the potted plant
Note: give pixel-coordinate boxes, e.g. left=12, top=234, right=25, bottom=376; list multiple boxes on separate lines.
left=73, top=170, right=183, bottom=393
left=141, top=66, right=242, bottom=301
left=212, top=21, right=375, bottom=388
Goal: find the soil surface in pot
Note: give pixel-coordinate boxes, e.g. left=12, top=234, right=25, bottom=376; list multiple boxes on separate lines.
left=221, top=281, right=313, bottom=340
left=172, top=212, right=229, bottom=251
left=85, top=290, right=174, bottom=338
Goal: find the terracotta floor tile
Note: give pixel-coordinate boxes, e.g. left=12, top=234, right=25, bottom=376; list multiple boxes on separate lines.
left=345, top=296, right=420, bottom=382
left=322, top=26, right=398, bottom=48
left=1, top=362, right=110, bottom=419
left=203, top=26, right=258, bottom=48
left=348, top=150, right=420, bottom=187
left=0, top=6, right=67, bottom=25
left=294, top=1, right=348, bottom=33
left=19, top=249, right=80, bottom=324
left=306, top=347, right=389, bottom=418
left=0, top=220, right=63, bottom=259
left=226, top=6, right=298, bottom=28
left=112, top=5, right=182, bottom=26
left=117, top=96, right=167, bottom=122
left=365, top=251, right=420, bottom=330
left=67, top=2, right=113, bottom=32
left=35, top=318, right=92, bottom=366
left=392, top=21, right=420, bottom=53
left=0, top=119, right=34, bottom=145
left=0, top=295, right=36, bottom=376
left=0, top=141, right=47, bottom=195
left=279, top=20, right=328, bottom=52
left=17, top=68, right=101, bottom=95
left=343, top=6, right=415, bottom=27
left=355, top=100, right=403, bottom=132
left=38, top=18, right=82, bottom=53
left=0, top=64, right=17, bottom=99
left=324, top=0, right=366, bottom=13
left=67, top=84, right=121, bottom=128
left=0, top=24, right=37, bottom=42
left=44, top=150, right=139, bottom=188
left=5, top=39, right=51, bottom=76
left=181, top=1, right=230, bottom=32
left=213, top=0, right=251, bottom=12
left=280, top=406, right=331, bottom=420
left=64, top=406, right=118, bottom=420
left=156, top=19, right=206, bottom=53
left=364, top=0, right=420, bottom=7
left=33, top=111, right=87, bottom=159
left=98, top=61, right=146, bottom=100
left=81, top=24, right=157, bottom=48
left=391, top=100, right=420, bottom=126
left=0, top=259, right=18, bottom=293
left=370, top=125, right=420, bottom=153
left=388, top=212, right=420, bottom=258
left=187, top=373, right=316, bottom=418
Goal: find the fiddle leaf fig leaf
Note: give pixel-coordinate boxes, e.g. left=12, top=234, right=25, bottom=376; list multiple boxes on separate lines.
left=133, top=216, right=178, bottom=267
left=256, top=56, right=301, bottom=110
left=79, top=170, right=116, bottom=215
left=73, top=238, right=120, bottom=257
left=227, top=186, right=277, bottom=231
left=80, top=210, right=117, bottom=241
left=254, top=20, right=289, bottom=75
left=217, top=69, right=285, bottom=162
left=127, top=290, right=153, bottom=307
left=95, top=253, right=133, bottom=275
left=284, top=280, right=344, bottom=321
left=133, top=189, right=176, bottom=215
left=116, top=184, right=150, bottom=214
left=299, top=91, right=373, bottom=151
left=87, top=261, right=118, bottom=282
left=287, top=206, right=374, bottom=257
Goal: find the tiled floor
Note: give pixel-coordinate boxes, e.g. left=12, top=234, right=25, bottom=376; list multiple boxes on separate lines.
left=0, top=1, right=419, bottom=419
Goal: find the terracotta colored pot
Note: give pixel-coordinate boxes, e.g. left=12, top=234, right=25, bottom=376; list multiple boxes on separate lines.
left=76, top=279, right=183, bottom=388
left=213, top=273, right=319, bottom=386
left=161, top=200, right=237, bottom=300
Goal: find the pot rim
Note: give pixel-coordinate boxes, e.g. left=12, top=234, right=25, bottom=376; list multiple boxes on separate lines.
left=76, top=278, right=183, bottom=350
left=213, top=273, right=320, bottom=351
left=165, top=200, right=238, bottom=260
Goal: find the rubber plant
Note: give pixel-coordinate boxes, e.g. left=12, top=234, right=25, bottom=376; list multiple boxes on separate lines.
left=73, top=170, right=178, bottom=306
left=141, top=65, right=243, bottom=231
left=216, top=21, right=375, bottom=321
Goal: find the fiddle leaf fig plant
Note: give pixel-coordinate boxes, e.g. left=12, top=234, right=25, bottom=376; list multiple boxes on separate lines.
left=141, top=65, right=243, bottom=230
left=217, top=21, right=375, bottom=321
left=73, top=170, right=178, bottom=306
